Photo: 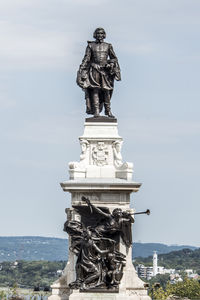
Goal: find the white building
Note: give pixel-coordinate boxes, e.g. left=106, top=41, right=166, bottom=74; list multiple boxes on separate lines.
left=153, top=251, right=157, bottom=276
left=136, top=252, right=175, bottom=280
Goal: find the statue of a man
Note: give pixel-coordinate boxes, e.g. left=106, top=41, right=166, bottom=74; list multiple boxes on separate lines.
left=77, top=28, right=121, bottom=118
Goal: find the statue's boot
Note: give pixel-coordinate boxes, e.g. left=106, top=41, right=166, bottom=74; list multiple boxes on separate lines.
left=105, top=105, right=115, bottom=118
left=106, top=110, right=115, bottom=118
left=104, top=93, right=115, bottom=118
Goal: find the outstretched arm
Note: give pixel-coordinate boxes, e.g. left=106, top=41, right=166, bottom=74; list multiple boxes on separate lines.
left=93, top=242, right=109, bottom=255
left=119, top=215, right=134, bottom=225
left=82, top=196, right=110, bottom=218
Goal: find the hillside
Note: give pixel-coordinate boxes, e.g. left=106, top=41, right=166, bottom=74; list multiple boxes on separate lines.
left=132, top=242, right=197, bottom=258
left=134, top=247, right=200, bottom=273
left=0, top=237, right=68, bottom=262
left=0, top=236, right=197, bottom=262
left=1, top=248, right=200, bottom=289
left=0, top=260, right=66, bottom=288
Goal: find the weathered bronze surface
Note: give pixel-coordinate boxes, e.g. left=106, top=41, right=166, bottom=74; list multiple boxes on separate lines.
left=77, top=28, right=121, bottom=118
left=64, top=196, right=135, bottom=291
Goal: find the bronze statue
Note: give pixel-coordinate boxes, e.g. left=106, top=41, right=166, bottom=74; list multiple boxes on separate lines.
left=64, top=197, right=149, bottom=291
left=64, top=221, right=123, bottom=290
left=77, top=28, right=121, bottom=118
left=81, top=196, right=134, bottom=247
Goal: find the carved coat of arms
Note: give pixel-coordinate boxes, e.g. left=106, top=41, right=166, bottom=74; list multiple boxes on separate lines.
left=92, top=142, right=108, bottom=166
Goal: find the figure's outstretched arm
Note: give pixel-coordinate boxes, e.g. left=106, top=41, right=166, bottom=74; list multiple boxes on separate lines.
left=119, top=215, right=134, bottom=226
left=81, top=196, right=110, bottom=218
left=93, top=242, right=110, bottom=255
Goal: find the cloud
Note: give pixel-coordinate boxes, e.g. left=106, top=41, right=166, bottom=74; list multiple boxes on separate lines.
left=0, top=0, right=200, bottom=70
left=0, top=20, right=78, bottom=71
left=0, top=0, right=111, bottom=71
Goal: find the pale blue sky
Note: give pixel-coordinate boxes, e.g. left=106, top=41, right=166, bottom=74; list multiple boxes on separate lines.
left=0, top=0, right=200, bottom=246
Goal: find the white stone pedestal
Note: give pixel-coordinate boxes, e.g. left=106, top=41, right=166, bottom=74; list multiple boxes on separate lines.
left=49, top=120, right=151, bottom=300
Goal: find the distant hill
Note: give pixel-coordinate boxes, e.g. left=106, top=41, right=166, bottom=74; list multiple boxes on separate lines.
left=134, top=248, right=200, bottom=273
left=132, top=242, right=197, bottom=258
left=0, top=236, right=197, bottom=262
left=0, top=236, right=68, bottom=262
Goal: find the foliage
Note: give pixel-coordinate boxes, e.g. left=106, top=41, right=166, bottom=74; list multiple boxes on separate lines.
left=149, top=285, right=169, bottom=300
left=149, top=274, right=170, bottom=289
left=0, top=260, right=66, bottom=289
left=148, top=278, right=200, bottom=300
left=0, top=290, right=7, bottom=300
left=0, top=287, right=51, bottom=300
left=166, top=278, right=200, bottom=299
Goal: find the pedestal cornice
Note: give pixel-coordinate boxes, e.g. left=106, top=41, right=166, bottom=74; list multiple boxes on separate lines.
left=60, top=178, right=142, bottom=193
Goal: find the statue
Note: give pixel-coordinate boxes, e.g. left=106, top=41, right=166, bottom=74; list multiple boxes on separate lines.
left=77, top=28, right=121, bottom=118
left=64, top=197, right=149, bottom=291
left=112, top=141, right=133, bottom=172
left=81, top=196, right=134, bottom=247
left=64, top=221, right=125, bottom=290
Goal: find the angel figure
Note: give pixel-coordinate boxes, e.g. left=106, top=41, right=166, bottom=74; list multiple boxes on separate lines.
left=81, top=196, right=134, bottom=247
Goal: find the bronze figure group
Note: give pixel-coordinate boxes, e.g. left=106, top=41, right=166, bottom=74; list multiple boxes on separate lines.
left=64, top=196, right=134, bottom=291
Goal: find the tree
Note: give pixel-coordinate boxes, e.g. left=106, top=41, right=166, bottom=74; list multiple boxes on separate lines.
left=0, top=290, right=7, bottom=300
left=166, top=278, right=200, bottom=299
left=148, top=278, right=200, bottom=299
left=149, top=286, right=168, bottom=300
left=149, top=274, right=170, bottom=289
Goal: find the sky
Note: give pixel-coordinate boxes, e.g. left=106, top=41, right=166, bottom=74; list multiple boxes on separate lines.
left=0, top=0, right=200, bottom=247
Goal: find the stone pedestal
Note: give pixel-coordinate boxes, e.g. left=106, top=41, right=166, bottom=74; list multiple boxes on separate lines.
left=49, top=119, right=151, bottom=300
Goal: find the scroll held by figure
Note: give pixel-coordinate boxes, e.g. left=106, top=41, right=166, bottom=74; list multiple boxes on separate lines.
left=77, top=28, right=121, bottom=118
left=64, top=196, right=134, bottom=291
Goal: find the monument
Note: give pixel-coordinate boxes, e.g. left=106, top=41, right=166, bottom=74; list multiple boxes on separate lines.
left=49, top=28, right=151, bottom=300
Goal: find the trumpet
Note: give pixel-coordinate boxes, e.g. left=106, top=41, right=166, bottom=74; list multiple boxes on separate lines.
left=130, top=209, right=150, bottom=216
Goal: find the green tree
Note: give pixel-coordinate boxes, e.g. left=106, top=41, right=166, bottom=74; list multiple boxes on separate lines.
left=0, top=290, right=7, bottom=300
left=149, top=274, right=170, bottom=289
left=166, top=278, right=200, bottom=299
left=149, top=286, right=169, bottom=300
left=148, top=278, right=200, bottom=299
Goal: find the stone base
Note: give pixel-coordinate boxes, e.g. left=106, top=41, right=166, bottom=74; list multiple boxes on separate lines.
left=69, top=121, right=134, bottom=181
left=50, top=118, right=151, bottom=300
left=68, top=291, right=151, bottom=300
left=49, top=264, right=151, bottom=300
left=49, top=288, right=151, bottom=300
